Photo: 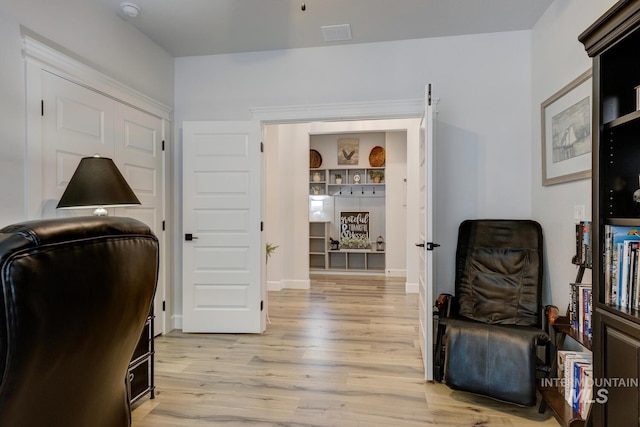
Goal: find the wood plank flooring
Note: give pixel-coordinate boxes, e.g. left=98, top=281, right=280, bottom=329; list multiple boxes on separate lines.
left=132, top=275, right=560, bottom=426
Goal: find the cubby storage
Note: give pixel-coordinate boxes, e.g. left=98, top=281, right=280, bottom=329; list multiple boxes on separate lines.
left=309, top=166, right=386, bottom=273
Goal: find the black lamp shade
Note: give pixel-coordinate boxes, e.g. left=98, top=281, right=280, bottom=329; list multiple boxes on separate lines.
left=56, top=156, right=140, bottom=209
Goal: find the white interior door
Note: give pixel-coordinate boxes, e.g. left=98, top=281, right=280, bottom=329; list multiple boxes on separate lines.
left=113, top=103, right=165, bottom=333
left=182, top=121, right=264, bottom=333
left=418, top=84, right=437, bottom=381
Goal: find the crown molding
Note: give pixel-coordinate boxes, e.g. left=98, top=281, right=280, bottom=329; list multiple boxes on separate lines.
left=250, top=98, right=424, bottom=123
left=22, top=35, right=172, bottom=120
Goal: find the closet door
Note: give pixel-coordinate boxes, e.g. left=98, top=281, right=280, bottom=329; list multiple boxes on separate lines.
left=41, top=71, right=166, bottom=332
left=113, top=103, right=165, bottom=325
left=41, top=71, right=114, bottom=216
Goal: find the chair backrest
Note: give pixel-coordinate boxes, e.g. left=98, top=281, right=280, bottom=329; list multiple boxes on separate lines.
left=0, top=216, right=158, bottom=427
left=455, top=219, right=543, bottom=327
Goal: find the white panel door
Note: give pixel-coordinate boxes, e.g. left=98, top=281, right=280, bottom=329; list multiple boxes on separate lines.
left=113, top=103, right=165, bottom=333
left=182, top=121, right=264, bottom=333
left=42, top=71, right=114, bottom=216
left=418, top=85, right=437, bottom=381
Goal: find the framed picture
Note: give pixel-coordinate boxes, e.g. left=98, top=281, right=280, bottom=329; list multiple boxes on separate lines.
left=338, top=138, right=359, bottom=165
left=541, top=69, right=593, bottom=186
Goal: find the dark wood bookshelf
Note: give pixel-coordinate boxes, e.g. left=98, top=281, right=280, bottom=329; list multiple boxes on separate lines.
left=580, top=1, right=640, bottom=424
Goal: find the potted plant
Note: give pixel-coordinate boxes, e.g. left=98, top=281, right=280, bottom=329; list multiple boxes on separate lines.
left=335, top=174, right=343, bottom=185
left=266, top=242, right=278, bottom=264
left=312, top=186, right=321, bottom=195
left=369, top=170, right=384, bottom=183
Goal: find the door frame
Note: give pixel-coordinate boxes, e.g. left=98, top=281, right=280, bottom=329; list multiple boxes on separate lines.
left=253, top=99, right=431, bottom=295
left=23, top=35, right=173, bottom=334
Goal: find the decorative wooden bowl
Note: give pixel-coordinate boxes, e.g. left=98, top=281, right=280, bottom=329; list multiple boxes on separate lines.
left=369, top=146, right=385, bottom=167
left=310, top=149, right=322, bottom=168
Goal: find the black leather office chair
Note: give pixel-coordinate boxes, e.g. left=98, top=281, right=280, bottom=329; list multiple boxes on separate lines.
left=0, top=216, right=158, bottom=427
left=437, top=220, right=549, bottom=406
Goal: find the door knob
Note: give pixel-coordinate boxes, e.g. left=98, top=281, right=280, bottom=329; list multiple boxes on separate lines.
left=415, top=243, right=425, bottom=247
left=185, top=233, right=198, bottom=241
left=426, top=242, right=441, bottom=251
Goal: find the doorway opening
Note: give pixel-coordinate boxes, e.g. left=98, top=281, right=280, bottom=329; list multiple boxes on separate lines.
left=262, top=118, right=420, bottom=293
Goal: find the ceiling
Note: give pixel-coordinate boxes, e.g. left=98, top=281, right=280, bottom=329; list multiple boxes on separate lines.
left=98, top=0, right=553, bottom=57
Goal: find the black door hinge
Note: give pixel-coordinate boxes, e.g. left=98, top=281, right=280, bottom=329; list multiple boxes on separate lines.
left=260, top=221, right=263, bottom=231
left=260, top=142, right=264, bottom=153
left=162, top=301, right=166, bottom=311
left=162, top=220, right=165, bottom=231
left=162, top=140, right=165, bottom=151
left=260, top=300, right=264, bottom=311
left=41, top=100, right=44, bottom=116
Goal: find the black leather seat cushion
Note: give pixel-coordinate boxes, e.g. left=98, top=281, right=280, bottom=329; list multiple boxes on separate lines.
left=445, top=318, right=548, bottom=406
left=0, top=216, right=158, bottom=427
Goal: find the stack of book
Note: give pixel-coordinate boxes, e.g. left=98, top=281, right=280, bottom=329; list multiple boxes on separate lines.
left=569, top=283, right=592, bottom=338
left=558, top=350, right=593, bottom=418
left=604, top=225, right=640, bottom=309
left=573, top=221, right=592, bottom=267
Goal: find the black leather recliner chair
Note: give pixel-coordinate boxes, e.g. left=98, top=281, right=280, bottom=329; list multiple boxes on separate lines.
left=0, top=216, right=158, bottom=427
left=437, top=220, right=549, bottom=406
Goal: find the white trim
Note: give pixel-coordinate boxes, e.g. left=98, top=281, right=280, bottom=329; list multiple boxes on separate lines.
left=282, top=279, right=311, bottom=290
left=405, top=282, right=419, bottom=294
left=22, top=35, right=172, bottom=120
left=172, top=314, right=183, bottom=331
left=385, top=269, right=407, bottom=278
left=251, top=99, right=423, bottom=123
left=267, top=280, right=284, bottom=291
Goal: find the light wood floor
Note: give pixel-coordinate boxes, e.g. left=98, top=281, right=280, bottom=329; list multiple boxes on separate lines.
left=132, top=275, right=560, bottom=426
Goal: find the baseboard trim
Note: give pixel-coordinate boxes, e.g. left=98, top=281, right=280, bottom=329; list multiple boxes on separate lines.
left=405, top=282, right=419, bottom=294
left=282, top=279, right=310, bottom=290
left=267, top=280, right=284, bottom=291
left=385, top=269, right=407, bottom=278
left=172, top=314, right=183, bottom=330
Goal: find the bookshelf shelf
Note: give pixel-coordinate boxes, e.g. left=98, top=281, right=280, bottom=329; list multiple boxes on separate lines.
left=554, top=320, right=592, bottom=351
left=539, top=387, right=586, bottom=427
left=604, top=109, right=640, bottom=130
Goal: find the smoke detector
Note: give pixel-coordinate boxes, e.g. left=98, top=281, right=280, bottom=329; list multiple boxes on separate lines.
left=121, top=2, right=141, bottom=18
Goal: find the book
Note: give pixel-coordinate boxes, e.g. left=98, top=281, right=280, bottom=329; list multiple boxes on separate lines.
left=605, top=225, right=640, bottom=308
left=564, top=352, right=591, bottom=406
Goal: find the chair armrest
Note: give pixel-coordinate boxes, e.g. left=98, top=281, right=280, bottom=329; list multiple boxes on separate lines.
left=543, top=305, right=559, bottom=334
left=434, top=293, right=458, bottom=318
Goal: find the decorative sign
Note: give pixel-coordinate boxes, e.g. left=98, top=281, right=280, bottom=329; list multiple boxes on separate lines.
left=340, top=211, right=369, bottom=240
left=338, top=138, right=359, bottom=165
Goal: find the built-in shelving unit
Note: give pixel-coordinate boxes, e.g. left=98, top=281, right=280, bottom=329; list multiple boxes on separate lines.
left=309, top=166, right=386, bottom=273
left=579, top=2, right=640, bottom=425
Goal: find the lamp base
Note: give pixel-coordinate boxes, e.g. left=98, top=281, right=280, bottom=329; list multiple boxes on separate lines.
left=93, top=207, right=108, bottom=216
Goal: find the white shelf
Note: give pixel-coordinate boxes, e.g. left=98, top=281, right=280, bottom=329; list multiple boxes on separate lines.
left=309, top=166, right=386, bottom=273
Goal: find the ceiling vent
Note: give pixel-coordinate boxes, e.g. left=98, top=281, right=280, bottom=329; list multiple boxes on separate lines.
left=321, top=24, right=352, bottom=42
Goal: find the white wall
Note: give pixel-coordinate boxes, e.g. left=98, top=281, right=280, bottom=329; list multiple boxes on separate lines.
left=175, top=30, right=533, bottom=315
left=384, top=131, right=408, bottom=277
left=0, top=0, right=174, bottom=226
left=531, top=0, right=616, bottom=309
